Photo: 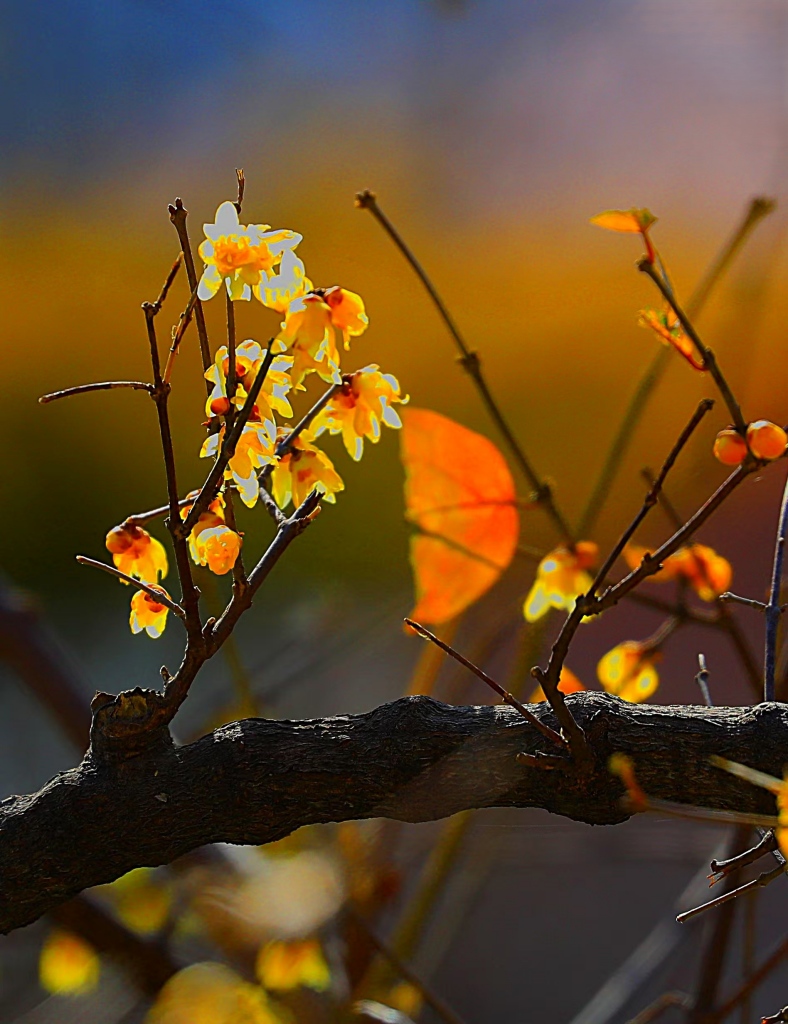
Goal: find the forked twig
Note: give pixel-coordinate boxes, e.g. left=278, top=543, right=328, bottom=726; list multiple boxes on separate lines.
left=39, top=381, right=154, bottom=404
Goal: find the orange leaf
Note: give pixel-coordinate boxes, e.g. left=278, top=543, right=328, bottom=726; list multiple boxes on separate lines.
left=401, top=409, right=519, bottom=624
left=590, top=207, right=657, bottom=234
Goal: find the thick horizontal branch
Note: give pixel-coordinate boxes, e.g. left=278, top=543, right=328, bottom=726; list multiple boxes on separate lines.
left=1, top=693, right=787, bottom=934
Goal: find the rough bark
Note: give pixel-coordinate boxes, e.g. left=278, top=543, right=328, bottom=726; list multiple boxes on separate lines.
left=2, top=692, right=787, bottom=935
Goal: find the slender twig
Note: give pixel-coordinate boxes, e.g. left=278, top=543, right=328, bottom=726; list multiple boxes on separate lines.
left=708, top=932, right=788, bottom=1022
left=695, top=653, right=712, bottom=707
left=179, top=346, right=276, bottom=539
left=348, top=908, right=468, bottom=1024
left=258, top=485, right=286, bottom=527
left=168, top=198, right=212, bottom=378
left=276, top=382, right=340, bottom=458
left=234, top=168, right=245, bottom=214
left=764, top=467, right=788, bottom=700
left=404, top=618, right=568, bottom=751
left=578, top=197, right=775, bottom=537
left=150, top=253, right=183, bottom=314
left=625, top=992, right=693, bottom=1024
left=719, top=593, right=767, bottom=612
left=75, top=556, right=185, bottom=617
left=39, top=381, right=154, bottom=404
left=162, top=284, right=199, bottom=385
left=676, top=864, right=784, bottom=925
left=590, top=398, right=714, bottom=595
left=641, top=798, right=777, bottom=831
left=356, top=188, right=574, bottom=544
left=710, top=830, right=777, bottom=883
left=637, top=259, right=747, bottom=434
left=762, top=1007, right=788, bottom=1024
left=124, top=497, right=192, bottom=527
left=225, top=292, right=237, bottom=431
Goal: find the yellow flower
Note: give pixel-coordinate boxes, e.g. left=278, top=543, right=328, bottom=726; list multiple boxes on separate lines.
left=255, top=248, right=313, bottom=313
left=523, top=541, right=598, bottom=622
left=597, top=641, right=659, bottom=703
left=275, top=287, right=368, bottom=388
left=195, top=526, right=242, bottom=576
left=205, top=341, right=294, bottom=437
left=270, top=435, right=344, bottom=510
left=105, top=868, right=172, bottom=936
left=198, top=201, right=301, bottom=303
left=106, top=524, right=168, bottom=583
left=147, top=963, right=285, bottom=1024
left=309, top=365, right=407, bottom=460
left=39, top=929, right=100, bottom=995
left=201, top=423, right=277, bottom=508
left=130, top=586, right=171, bottom=638
left=256, top=938, right=330, bottom=993
left=624, top=543, right=732, bottom=602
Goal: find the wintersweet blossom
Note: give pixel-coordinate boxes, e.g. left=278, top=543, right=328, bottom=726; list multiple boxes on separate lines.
left=624, top=543, right=732, bottom=602
left=198, top=201, right=301, bottom=302
left=275, top=287, right=369, bottom=388
left=256, top=939, right=331, bottom=993
left=309, top=366, right=407, bottom=460
left=39, top=930, right=100, bottom=995
left=255, top=248, right=312, bottom=312
left=130, top=586, right=171, bottom=638
left=205, top=340, right=294, bottom=438
left=597, top=641, right=659, bottom=703
left=270, top=434, right=344, bottom=510
left=523, top=541, right=598, bottom=622
left=105, top=524, right=168, bottom=583
left=180, top=494, right=242, bottom=576
left=200, top=423, right=277, bottom=508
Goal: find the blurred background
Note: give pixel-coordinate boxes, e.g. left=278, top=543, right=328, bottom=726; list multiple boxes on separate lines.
left=2, top=0, right=788, bottom=1020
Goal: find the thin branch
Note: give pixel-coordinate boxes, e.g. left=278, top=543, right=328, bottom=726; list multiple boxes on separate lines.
left=577, top=196, right=775, bottom=537
left=676, top=864, right=784, bottom=925
left=764, top=466, right=788, bottom=700
left=150, top=253, right=183, bottom=314
left=179, top=346, right=276, bottom=539
left=124, top=497, right=192, bottom=527
left=75, top=556, right=185, bottom=617
left=710, top=830, right=777, bottom=885
left=355, top=188, right=574, bottom=544
left=708, top=932, right=788, bottom=1022
left=275, top=381, right=340, bottom=458
left=695, top=653, right=713, bottom=707
left=39, top=381, right=153, bottom=404
left=637, top=258, right=747, bottom=434
left=590, top=398, right=714, bottom=595
left=642, top=798, right=777, bottom=831
left=719, top=593, right=767, bottom=612
left=234, top=168, right=245, bottom=214
left=348, top=908, right=468, bottom=1024
left=404, top=618, right=568, bottom=751
left=258, top=485, right=286, bottom=527
left=162, top=283, right=199, bottom=385
left=625, top=992, right=693, bottom=1024
left=168, top=197, right=212, bottom=378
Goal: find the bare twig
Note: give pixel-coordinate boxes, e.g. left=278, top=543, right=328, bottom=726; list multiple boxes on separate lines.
left=179, top=346, right=276, bottom=539
left=590, top=398, right=714, bottom=595
left=719, top=593, right=768, bottom=612
left=162, top=283, right=199, bottom=385
left=637, top=258, right=747, bottom=434
left=234, top=168, right=245, bottom=214
left=356, top=188, right=574, bottom=544
left=625, top=992, right=693, bottom=1024
left=39, top=381, right=153, bottom=404
left=708, top=932, right=788, bottom=1022
left=695, top=653, right=712, bottom=707
left=404, top=618, right=568, bottom=751
left=676, top=864, right=783, bottom=925
left=764, top=466, right=788, bottom=700
left=168, top=197, right=212, bottom=377
left=75, top=556, right=185, bottom=617
left=124, top=497, right=193, bottom=527
left=578, top=196, right=775, bottom=537
left=710, top=830, right=777, bottom=883
left=348, top=908, right=468, bottom=1024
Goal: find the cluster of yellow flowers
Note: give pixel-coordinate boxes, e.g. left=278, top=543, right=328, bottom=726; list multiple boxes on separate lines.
left=105, top=200, right=406, bottom=637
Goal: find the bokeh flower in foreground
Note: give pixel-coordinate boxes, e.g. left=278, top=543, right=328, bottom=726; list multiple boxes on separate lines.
left=598, top=641, right=659, bottom=702
left=146, top=962, right=287, bottom=1024
left=39, top=930, right=100, bottom=995
left=130, top=586, right=171, bottom=638
left=256, top=938, right=330, bottom=993
left=198, top=201, right=301, bottom=302
left=106, top=524, right=168, bottom=583
left=270, top=435, right=344, bottom=510
left=309, top=365, right=406, bottom=460
left=524, top=541, right=598, bottom=622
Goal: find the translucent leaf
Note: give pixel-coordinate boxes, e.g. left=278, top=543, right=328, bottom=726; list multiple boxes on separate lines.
left=590, top=208, right=657, bottom=234
left=401, top=409, right=519, bottom=624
